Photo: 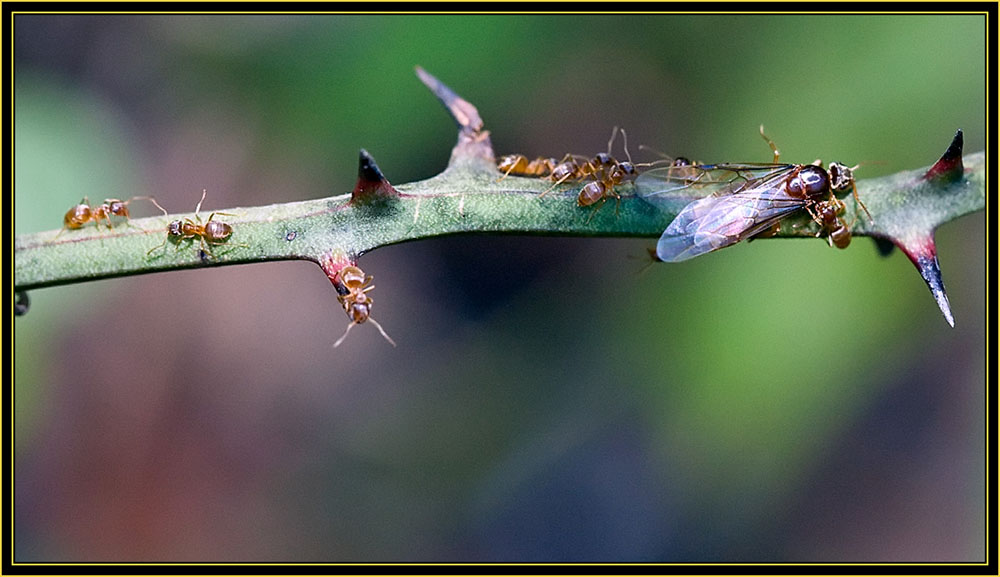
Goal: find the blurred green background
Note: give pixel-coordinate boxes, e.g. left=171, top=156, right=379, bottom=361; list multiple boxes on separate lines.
left=13, top=14, right=985, bottom=562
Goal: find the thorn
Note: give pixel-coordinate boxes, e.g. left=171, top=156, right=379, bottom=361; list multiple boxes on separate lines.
left=895, top=235, right=955, bottom=327
left=415, top=66, right=495, bottom=170
left=351, top=149, right=399, bottom=204
left=923, top=129, right=964, bottom=184
left=917, top=254, right=954, bottom=327
left=415, top=65, right=483, bottom=134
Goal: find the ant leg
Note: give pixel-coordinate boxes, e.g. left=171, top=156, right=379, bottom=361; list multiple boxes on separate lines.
left=540, top=173, right=574, bottom=198
left=852, top=180, right=874, bottom=224
left=194, top=188, right=208, bottom=217
left=204, top=211, right=236, bottom=223
left=496, top=162, right=520, bottom=183
left=805, top=203, right=823, bottom=237
left=759, top=125, right=780, bottom=163
left=123, top=218, right=148, bottom=234
left=198, top=237, right=217, bottom=260
left=146, top=238, right=169, bottom=256
left=585, top=196, right=606, bottom=224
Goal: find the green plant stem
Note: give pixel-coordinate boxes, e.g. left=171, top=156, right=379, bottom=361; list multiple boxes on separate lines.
left=13, top=150, right=985, bottom=292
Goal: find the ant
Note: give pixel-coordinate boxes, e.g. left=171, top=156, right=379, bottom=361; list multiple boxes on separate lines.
left=754, top=127, right=865, bottom=248
left=54, top=196, right=156, bottom=238
left=576, top=127, right=665, bottom=221
left=496, top=154, right=560, bottom=182
left=146, top=189, right=245, bottom=258
left=332, top=265, right=396, bottom=348
left=537, top=131, right=620, bottom=198
left=810, top=196, right=852, bottom=249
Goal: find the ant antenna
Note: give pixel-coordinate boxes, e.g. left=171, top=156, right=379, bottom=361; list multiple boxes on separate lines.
left=333, top=321, right=356, bottom=348
left=849, top=170, right=874, bottom=223
left=333, top=317, right=397, bottom=348
left=619, top=127, right=636, bottom=165
left=605, top=125, right=619, bottom=156
left=367, top=317, right=397, bottom=347
left=149, top=197, right=170, bottom=216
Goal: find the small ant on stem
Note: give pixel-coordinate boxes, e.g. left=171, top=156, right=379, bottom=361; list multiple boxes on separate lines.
left=332, top=265, right=396, bottom=348
left=575, top=127, right=667, bottom=222
left=496, top=154, right=560, bottom=182
left=54, top=196, right=157, bottom=238
left=146, top=189, right=246, bottom=258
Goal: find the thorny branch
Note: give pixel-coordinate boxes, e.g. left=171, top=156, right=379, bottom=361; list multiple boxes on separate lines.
left=14, top=67, right=984, bottom=330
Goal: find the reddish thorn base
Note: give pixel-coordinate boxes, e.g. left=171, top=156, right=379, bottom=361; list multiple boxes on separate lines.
left=923, top=129, right=964, bottom=184
left=351, top=149, right=399, bottom=203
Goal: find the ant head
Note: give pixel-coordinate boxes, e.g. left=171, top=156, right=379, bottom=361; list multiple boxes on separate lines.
left=333, top=300, right=397, bottom=348
left=816, top=200, right=842, bottom=224
left=593, top=152, right=614, bottom=166
left=613, top=162, right=638, bottom=182
left=828, top=162, right=855, bottom=192
left=107, top=200, right=129, bottom=218
left=346, top=298, right=371, bottom=324
left=166, top=220, right=184, bottom=237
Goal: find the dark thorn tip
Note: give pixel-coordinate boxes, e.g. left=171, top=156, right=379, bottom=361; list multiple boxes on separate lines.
left=923, top=129, right=964, bottom=184
left=916, top=254, right=955, bottom=327
left=352, top=149, right=398, bottom=202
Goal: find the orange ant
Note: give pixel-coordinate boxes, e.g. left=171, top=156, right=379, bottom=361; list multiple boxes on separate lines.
left=146, top=189, right=246, bottom=258
left=496, top=154, right=560, bottom=182
left=54, top=196, right=156, bottom=238
left=332, top=265, right=396, bottom=348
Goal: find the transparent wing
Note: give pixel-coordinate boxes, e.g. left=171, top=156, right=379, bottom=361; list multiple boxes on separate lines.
left=636, top=163, right=795, bottom=200
left=655, top=180, right=806, bottom=262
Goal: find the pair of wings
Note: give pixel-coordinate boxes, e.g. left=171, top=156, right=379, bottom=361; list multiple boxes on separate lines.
left=636, top=163, right=810, bottom=262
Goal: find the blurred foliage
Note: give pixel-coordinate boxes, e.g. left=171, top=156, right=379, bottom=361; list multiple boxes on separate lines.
left=13, top=14, right=985, bottom=562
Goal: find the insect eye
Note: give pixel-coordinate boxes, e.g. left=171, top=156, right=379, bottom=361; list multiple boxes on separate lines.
left=672, top=157, right=692, bottom=167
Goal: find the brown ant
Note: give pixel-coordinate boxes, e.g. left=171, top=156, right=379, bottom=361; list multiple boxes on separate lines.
left=538, top=128, right=621, bottom=198
left=576, top=128, right=666, bottom=221
left=146, top=189, right=246, bottom=258
left=810, top=196, right=852, bottom=249
left=332, top=265, right=396, bottom=348
left=54, top=196, right=156, bottom=238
